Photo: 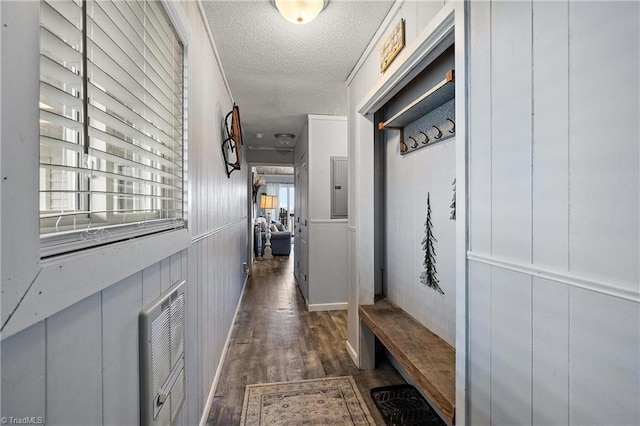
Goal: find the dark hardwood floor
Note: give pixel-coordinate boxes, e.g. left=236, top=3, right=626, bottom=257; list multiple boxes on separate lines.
left=207, top=254, right=405, bottom=425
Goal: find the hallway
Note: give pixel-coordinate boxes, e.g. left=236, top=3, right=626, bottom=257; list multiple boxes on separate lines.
left=207, top=256, right=405, bottom=424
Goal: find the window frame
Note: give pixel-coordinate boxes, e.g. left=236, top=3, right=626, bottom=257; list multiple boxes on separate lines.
left=0, top=0, right=191, bottom=339
left=38, top=0, right=187, bottom=258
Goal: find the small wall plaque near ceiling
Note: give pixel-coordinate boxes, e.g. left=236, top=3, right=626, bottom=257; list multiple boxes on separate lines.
left=380, top=19, right=405, bottom=73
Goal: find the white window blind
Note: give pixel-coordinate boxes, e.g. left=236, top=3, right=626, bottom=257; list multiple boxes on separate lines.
left=39, top=0, right=184, bottom=257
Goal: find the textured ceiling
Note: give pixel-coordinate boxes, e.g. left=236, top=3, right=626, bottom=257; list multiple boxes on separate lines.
left=202, top=0, right=393, bottom=151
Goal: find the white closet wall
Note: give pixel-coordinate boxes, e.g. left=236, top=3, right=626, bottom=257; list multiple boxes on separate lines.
left=294, top=115, right=348, bottom=309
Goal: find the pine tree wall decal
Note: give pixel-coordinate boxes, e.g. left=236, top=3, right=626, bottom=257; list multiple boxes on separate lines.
left=420, top=193, right=444, bottom=294
left=450, top=178, right=456, bottom=221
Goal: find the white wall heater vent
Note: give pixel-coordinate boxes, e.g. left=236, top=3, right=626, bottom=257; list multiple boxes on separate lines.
left=140, top=280, right=186, bottom=426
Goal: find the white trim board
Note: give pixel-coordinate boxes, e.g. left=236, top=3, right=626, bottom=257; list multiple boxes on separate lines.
left=191, top=216, right=247, bottom=244
left=1, top=0, right=41, bottom=336
left=246, top=146, right=295, bottom=152
left=307, top=302, right=348, bottom=312
left=307, top=114, right=348, bottom=121
left=453, top=3, right=468, bottom=425
left=2, top=229, right=191, bottom=339
left=199, top=272, right=249, bottom=426
left=196, top=0, right=234, bottom=103
left=346, top=340, right=359, bottom=368
left=309, top=219, right=348, bottom=224
left=161, top=0, right=191, bottom=44
left=468, top=251, right=640, bottom=303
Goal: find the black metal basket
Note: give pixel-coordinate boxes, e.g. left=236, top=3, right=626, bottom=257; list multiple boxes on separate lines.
left=370, top=384, right=446, bottom=426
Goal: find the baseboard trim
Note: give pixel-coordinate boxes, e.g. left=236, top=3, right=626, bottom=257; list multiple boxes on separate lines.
left=309, top=219, right=348, bottom=224
left=199, top=272, right=249, bottom=426
left=346, top=340, right=359, bottom=368
left=307, top=302, right=348, bottom=312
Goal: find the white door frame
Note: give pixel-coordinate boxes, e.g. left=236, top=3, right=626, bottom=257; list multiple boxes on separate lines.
left=355, top=2, right=469, bottom=423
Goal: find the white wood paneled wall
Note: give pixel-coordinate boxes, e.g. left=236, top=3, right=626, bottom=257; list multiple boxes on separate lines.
left=384, top=136, right=456, bottom=345
left=308, top=221, right=349, bottom=305
left=306, top=116, right=349, bottom=307
left=295, top=116, right=348, bottom=307
left=467, top=1, right=639, bottom=425
left=1, top=228, right=246, bottom=426
left=1, top=1, right=248, bottom=425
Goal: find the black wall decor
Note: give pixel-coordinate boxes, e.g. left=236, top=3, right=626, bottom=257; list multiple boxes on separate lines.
left=450, top=178, right=456, bottom=221
left=420, top=193, right=444, bottom=294
left=221, top=104, right=243, bottom=178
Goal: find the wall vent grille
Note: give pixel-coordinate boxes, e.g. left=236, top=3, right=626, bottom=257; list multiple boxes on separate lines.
left=140, top=280, right=186, bottom=426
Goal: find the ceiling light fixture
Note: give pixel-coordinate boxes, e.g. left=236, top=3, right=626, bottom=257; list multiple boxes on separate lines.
left=274, top=0, right=325, bottom=24
left=274, top=133, right=296, bottom=145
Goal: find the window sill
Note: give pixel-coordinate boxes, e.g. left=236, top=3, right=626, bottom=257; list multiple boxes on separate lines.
left=1, top=228, right=191, bottom=339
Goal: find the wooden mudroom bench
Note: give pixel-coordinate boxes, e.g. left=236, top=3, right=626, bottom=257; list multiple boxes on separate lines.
left=359, top=297, right=456, bottom=424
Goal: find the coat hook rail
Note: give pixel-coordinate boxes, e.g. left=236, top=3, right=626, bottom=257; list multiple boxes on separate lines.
left=400, top=140, right=408, bottom=154
left=420, top=131, right=429, bottom=144
left=433, top=125, right=443, bottom=140
left=447, top=118, right=455, bottom=133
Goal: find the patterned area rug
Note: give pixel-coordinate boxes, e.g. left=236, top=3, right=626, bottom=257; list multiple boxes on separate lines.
left=240, top=376, right=375, bottom=425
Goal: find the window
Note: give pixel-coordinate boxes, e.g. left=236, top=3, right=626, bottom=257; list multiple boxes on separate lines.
left=39, top=0, right=184, bottom=257
left=278, top=184, right=294, bottom=230
left=278, top=184, right=294, bottom=213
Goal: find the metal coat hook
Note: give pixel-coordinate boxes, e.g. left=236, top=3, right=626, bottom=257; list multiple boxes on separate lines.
left=447, top=118, right=455, bottom=133
left=433, top=125, right=443, bottom=140
left=400, top=140, right=408, bottom=154
left=408, top=136, right=418, bottom=149
left=420, top=131, right=429, bottom=145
